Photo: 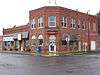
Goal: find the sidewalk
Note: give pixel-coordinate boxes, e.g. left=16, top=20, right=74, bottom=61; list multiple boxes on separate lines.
left=0, top=51, right=31, bottom=55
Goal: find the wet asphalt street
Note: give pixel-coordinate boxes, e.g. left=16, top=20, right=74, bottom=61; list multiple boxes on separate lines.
left=0, top=53, right=100, bottom=75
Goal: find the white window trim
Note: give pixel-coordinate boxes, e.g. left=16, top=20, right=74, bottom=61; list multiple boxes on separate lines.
left=38, top=27, right=44, bottom=29
left=62, top=16, right=67, bottom=28
left=48, top=16, right=56, bottom=27
left=38, top=17, right=44, bottom=28
left=70, top=17, right=75, bottom=29
left=31, top=19, right=36, bottom=29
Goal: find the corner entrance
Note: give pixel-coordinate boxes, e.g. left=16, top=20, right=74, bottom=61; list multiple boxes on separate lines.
left=49, top=35, right=56, bottom=52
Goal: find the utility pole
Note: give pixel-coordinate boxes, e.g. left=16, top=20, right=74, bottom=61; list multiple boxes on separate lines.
left=87, top=10, right=90, bottom=52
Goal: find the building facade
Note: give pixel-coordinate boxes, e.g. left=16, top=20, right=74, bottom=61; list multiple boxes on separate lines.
left=3, top=6, right=98, bottom=54
left=96, top=12, right=100, bottom=51
left=0, top=36, right=3, bottom=51
left=3, top=24, right=30, bottom=51
left=29, top=6, right=98, bottom=54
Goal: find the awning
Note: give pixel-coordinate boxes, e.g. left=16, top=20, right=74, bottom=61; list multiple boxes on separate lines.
left=21, top=32, right=29, bottom=39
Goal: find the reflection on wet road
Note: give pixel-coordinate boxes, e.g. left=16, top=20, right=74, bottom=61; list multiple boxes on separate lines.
left=0, top=53, right=100, bottom=75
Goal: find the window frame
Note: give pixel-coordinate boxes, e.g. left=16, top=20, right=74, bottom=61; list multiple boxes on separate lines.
left=48, top=16, right=56, bottom=27
left=77, top=19, right=81, bottom=29
left=70, top=17, right=75, bottom=29
left=38, top=17, right=44, bottom=28
left=82, top=21, right=85, bottom=30
left=31, top=18, right=36, bottom=29
left=61, top=16, right=67, bottom=28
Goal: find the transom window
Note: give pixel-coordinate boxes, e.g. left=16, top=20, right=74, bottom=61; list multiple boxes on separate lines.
left=48, top=16, right=56, bottom=27
left=61, top=16, right=67, bottom=28
left=31, top=19, right=36, bottom=28
left=38, top=17, right=44, bottom=28
left=70, top=17, right=75, bottom=28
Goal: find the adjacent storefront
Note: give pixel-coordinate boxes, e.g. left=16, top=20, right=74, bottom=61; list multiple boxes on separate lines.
left=3, top=32, right=29, bottom=51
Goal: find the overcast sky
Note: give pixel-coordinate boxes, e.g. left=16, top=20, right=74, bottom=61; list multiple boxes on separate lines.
left=0, top=0, right=100, bottom=35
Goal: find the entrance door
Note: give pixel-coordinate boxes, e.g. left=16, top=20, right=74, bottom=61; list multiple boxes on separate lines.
left=49, top=35, right=56, bottom=52
left=91, top=41, right=96, bottom=51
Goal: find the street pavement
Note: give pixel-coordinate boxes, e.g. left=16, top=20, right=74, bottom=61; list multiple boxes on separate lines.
left=0, top=53, right=100, bottom=75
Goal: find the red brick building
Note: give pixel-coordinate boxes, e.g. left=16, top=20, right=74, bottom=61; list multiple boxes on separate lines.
left=3, top=6, right=98, bottom=54
left=0, top=36, right=3, bottom=51
left=3, top=24, right=30, bottom=51
left=29, top=6, right=98, bottom=54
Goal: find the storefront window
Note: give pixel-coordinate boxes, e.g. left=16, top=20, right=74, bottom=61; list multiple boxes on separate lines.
left=62, top=40, right=67, bottom=45
left=24, top=40, right=29, bottom=47
left=38, top=39, right=43, bottom=45
left=38, top=35, right=43, bottom=46
left=32, top=35, right=36, bottom=46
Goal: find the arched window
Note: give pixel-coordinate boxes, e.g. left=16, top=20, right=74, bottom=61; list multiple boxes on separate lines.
left=38, top=35, right=43, bottom=46
left=61, top=34, right=69, bottom=45
left=32, top=35, right=36, bottom=46
left=49, top=35, right=56, bottom=43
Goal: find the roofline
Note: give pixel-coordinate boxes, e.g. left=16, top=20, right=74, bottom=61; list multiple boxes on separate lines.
left=29, top=6, right=96, bottom=17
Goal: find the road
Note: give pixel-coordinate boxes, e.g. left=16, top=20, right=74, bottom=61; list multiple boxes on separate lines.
left=0, top=53, right=100, bottom=75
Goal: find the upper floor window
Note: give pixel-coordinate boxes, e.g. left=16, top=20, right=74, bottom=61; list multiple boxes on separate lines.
left=89, top=22, right=91, bottom=31
left=31, top=19, right=36, bottom=28
left=48, top=16, right=56, bottom=27
left=70, top=17, right=75, bottom=29
left=38, top=17, right=44, bottom=28
left=92, top=23, right=96, bottom=32
left=77, top=19, right=81, bottom=29
left=82, top=22, right=85, bottom=29
left=61, top=16, right=67, bottom=28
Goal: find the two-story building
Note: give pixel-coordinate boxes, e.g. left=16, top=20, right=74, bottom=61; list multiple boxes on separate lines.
left=29, top=6, right=98, bottom=54
left=3, top=6, right=98, bottom=54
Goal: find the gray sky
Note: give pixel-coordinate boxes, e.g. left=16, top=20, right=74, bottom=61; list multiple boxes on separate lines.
left=0, top=0, right=100, bottom=35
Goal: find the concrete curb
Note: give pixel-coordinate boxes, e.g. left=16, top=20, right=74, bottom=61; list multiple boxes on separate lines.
left=0, top=51, right=31, bottom=55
